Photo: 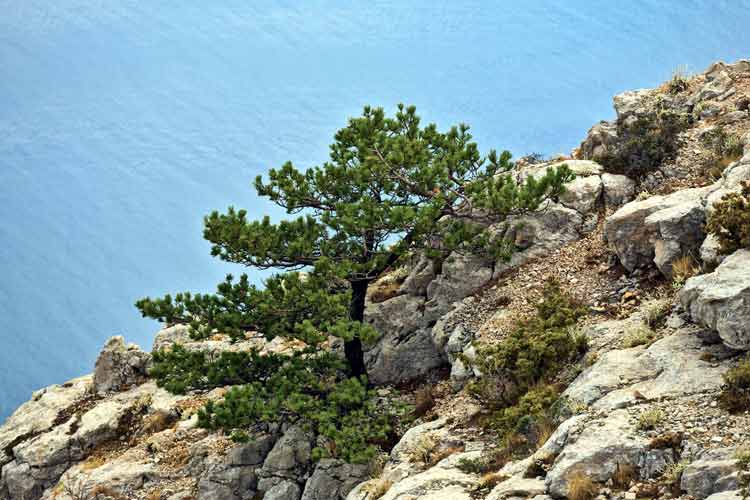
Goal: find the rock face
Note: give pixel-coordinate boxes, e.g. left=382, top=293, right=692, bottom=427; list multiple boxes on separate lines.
left=681, top=448, right=739, bottom=499
left=364, top=160, right=635, bottom=386
left=604, top=186, right=711, bottom=277
left=301, top=459, right=369, bottom=500
left=680, top=250, right=750, bottom=350
left=563, top=328, right=730, bottom=409
left=93, top=336, right=151, bottom=394
left=544, top=410, right=674, bottom=497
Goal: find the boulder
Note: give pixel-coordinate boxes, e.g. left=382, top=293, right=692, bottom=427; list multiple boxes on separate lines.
left=601, top=173, right=636, bottom=210
left=700, top=234, right=726, bottom=266
left=705, top=492, right=743, bottom=500
left=264, top=481, right=301, bottom=500
left=559, top=174, right=603, bottom=214
left=258, top=426, right=312, bottom=493
left=681, top=448, right=739, bottom=499
left=301, top=459, right=369, bottom=500
left=93, top=336, right=151, bottom=394
left=0, top=375, right=92, bottom=467
left=605, top=186, right=711, bottom=275
left=360, top=452, right=478, bottom=500
left=545, top=410, right=673, bottom=497
left=563, top=329, right=730, bottom=409
left=486, top=476, right=546, bottom=499
left=680, top=250, right=750, bottom=350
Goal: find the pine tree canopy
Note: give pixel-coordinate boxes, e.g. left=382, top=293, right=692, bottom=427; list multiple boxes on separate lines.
left=137, top=104, right=574, bottom=376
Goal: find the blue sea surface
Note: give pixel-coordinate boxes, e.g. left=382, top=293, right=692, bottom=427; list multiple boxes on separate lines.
left=1, top=0, right=749, bottom=419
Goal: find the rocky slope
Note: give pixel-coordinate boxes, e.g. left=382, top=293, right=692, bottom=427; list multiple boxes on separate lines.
left=3, top=60, right=750, bottom=500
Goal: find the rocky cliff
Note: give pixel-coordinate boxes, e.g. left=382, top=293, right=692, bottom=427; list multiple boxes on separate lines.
left=3, top=60, right=750, bottom=500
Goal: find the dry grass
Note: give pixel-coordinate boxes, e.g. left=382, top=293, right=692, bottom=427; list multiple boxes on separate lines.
left=612, top=463, right=638, bottom=489
left=671, top=255, right=699, bottom=286
left=80, top=455, right=106, bottom=472
left=622, top=324, right=656, bottom=348
left=408, top=432, right=439, bottom=464
left=368, top=281, right=404, bottom=303
left=428, top=445, right=464, bottom=466
left=568, top=471, right=599, bottom=500
left=478, top=471, right=509, bottom=490
left=363, top=477, right=393, bottom=499
left=642, top=298, right=671, bottom=329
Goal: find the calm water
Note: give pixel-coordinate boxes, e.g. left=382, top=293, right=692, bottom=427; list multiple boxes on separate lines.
left=1, top=0, right=749, bottom=419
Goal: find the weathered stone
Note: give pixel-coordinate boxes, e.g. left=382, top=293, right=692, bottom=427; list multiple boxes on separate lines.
left=563, top=329, right=729, bottom=409
left=680, top=250, right=750, bottom=349
left=605, top=186, right=711, bottom=274
left=398, top=254, right=437, bottom=297
left=0, top=375, right=91, bottom=466
left=301, top=459, right=369, bottom=500
left=264, top=481, right=301, bottom=500
left=487, top=476, right=546, bottom=499
left=601, top=173, right=636, bottom=210
left=545, top=411, right=673, bottom=497
left=559, top=174, right=603, bottom=214
left=258, top=426, right=312, bottom=493
left=700, top=233, right=726, bottom=266
left=93, top=336, right=151, bottom=394
left=681, top=448, right=739, bottom=499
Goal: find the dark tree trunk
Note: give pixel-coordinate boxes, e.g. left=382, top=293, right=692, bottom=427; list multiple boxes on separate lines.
left=345, top=280, right=369, bottom=378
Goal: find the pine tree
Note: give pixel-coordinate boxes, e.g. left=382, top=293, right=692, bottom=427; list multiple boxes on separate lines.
left=137, top=104, right=573, bottom=377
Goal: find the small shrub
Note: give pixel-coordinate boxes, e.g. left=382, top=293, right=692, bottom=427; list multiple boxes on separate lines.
left=701, top=127, right=744, bottom=181
left=622, top=324, right=657, bottom=348
left=598, top=103, right=690, bottom=179
left=457, top=456, right=487, bottom=475
left=637, top=408, right=664, bottom=430
left=487, top=384, right=560, bottom=441
left=470, top=280, right=586, bottom=408
left=667, top=67, right=690, bottom=94
left=719, top=360, right=750, bottom=413
left=706, top=181, right=750, bottom=255
left=568, top=471, right=599, bottom=500
left=663, top=458, right=689, bottom=487
left=642, top=298, right=672, bottom=329
left=735, top=446, right=750, bottom=500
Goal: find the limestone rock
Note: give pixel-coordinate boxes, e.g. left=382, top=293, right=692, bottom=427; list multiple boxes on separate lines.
left=680, top=250, right=750, bottom=350
left=0, top=375, right=92, bottom=467
left=545, top=410, right=673, bottom=497
left=301, top=459, right=369, bottom=500
left=700, top=233, right=726, bottom=266
left=601, top=173, right=636, bottom=210
left=486, top=476, right=546, bottom=499
left=93, top=336, right=151, bottom=394
left=563, top=329, right=729, bottom=409
left=258, top=426, right=312, bottom=493
left=264, top=480, right=301, bottom=500
left=605, top=186, right=711, bottom=275
left=681, top=448, right=739, bottom=499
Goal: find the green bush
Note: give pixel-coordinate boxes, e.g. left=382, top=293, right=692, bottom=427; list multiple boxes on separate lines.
left=150, top=345, right=288, bottom=394
left=469, top=280, right=587, bottom=408
left=152, top=345, right=400, bottom=464
left=719, top=359, right=750, bottom=413
left=706, top=181, right=750, bottom=255
left=598, top=105, right=689, bottom=179
left=467, top=280, right=587, bottom=447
